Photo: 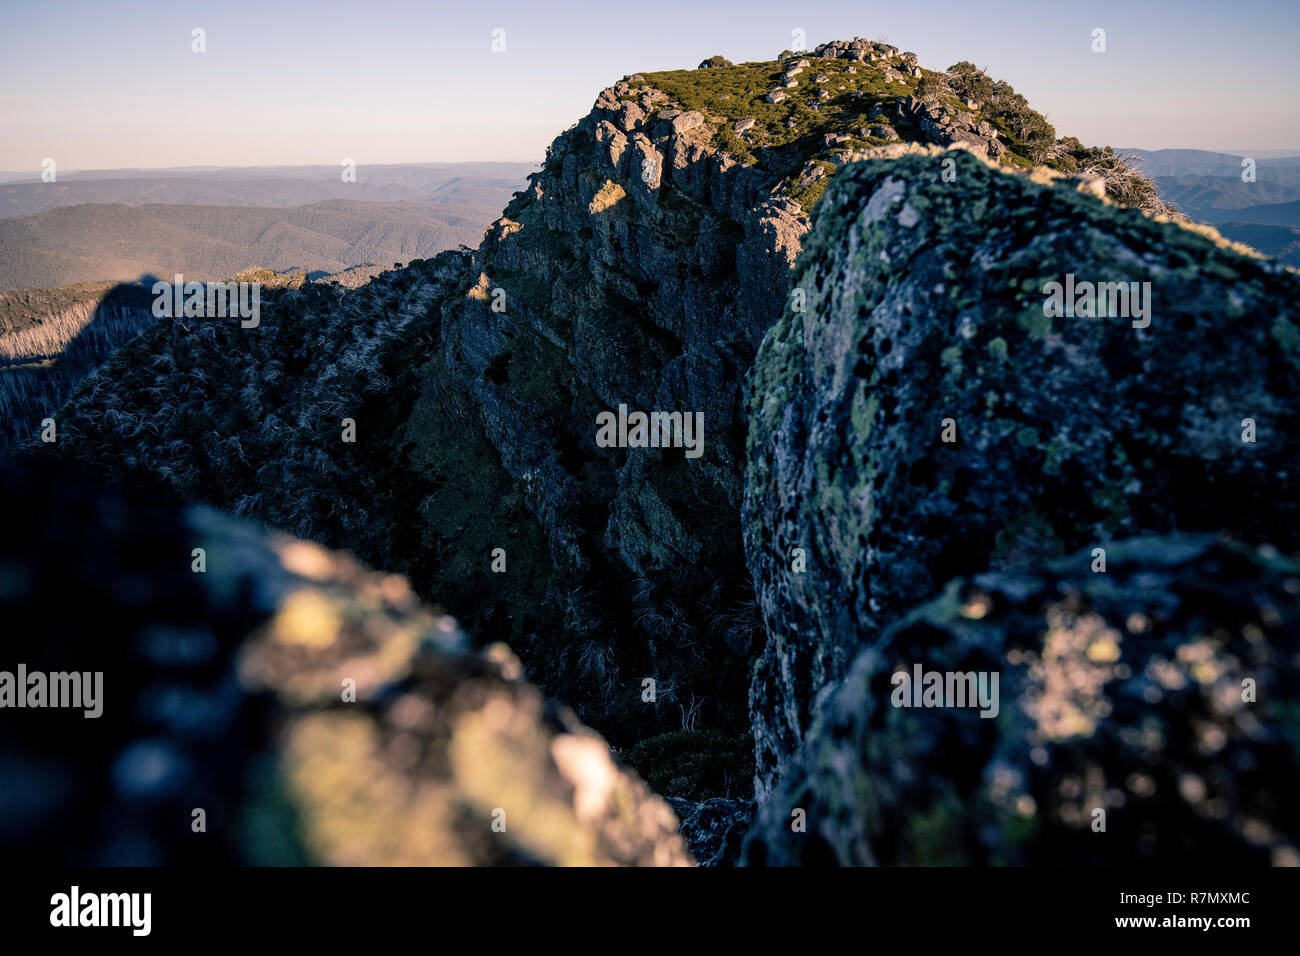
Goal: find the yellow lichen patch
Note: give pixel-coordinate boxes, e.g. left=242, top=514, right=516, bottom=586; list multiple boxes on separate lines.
left=281, top=711, right=470, bottom=866
left=551, top=733, right=617, bottom=823
left=276, top=539, right=336, bottom=581
left=271, top=589, right=341, bottom=648
left=239, top=588, right=424, bottom=705
left=449, top=687, right=598, bottom=866
left=1192, top=662, right=1220, bottom=685
left=1086, top=635, right=1121, bottom=663
left=961, top=591, right=992, bottom=619
left=1173, top=636, right=1231, bottom=686
left=352, top=616, right=421, bottom=691
left=1023, top=605, right=1122, bottom=741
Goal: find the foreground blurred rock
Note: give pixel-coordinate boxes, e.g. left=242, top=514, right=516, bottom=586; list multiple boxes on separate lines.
left=0, top=457, right=690, bottom=866
left=745, top=535, right=1300, bottom=865
left=745, top=143, right=1300, bottom=796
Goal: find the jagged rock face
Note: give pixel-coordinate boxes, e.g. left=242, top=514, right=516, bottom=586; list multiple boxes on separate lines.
left=0, top=457, right=690, bottom=866
left=435, top=75, right=810, bottom=736
left=35, top=70, right=810, bottom=772
left=744, top=144, right=1300, bottom=794
left=36, top=47, right=1098, bottom=771
left=745, top=536, right=1300, bottom=866
left=29, top=50, right=1218, bottom=864
left=463, top=77, right=810, bottom=580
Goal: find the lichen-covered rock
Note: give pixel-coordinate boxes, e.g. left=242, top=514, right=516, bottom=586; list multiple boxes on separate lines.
left=0, top=457, right=690, bottom=866
left=745, top=143, right=1300, bottom=793
left=745, top=535, right=1300, bottom=866
left=30, top=49, right=1211, bottom=833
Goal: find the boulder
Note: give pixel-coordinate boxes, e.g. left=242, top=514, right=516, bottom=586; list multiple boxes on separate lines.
left=746, top=535, right=1300, bottom=865
left=663, top=109, right=706, bottom=136
left=744, top=143, right=1300, bottom=794
left=0, top=457, right=692, bottom=866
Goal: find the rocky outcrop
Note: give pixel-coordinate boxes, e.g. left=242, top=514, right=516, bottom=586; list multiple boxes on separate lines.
left=745, top=535, right=1300, bottom=865
left=432, top=73, right=814, bottom=739
left=41, top=70, right=814, bottom=757
left=891, top=95, right=1005, bottom=159
left=0, top=456, right=690, bottom=866
left=813, top=38, right=899, bottom=63
left=30, top=46, right=1228, bottom=865
left=744, top=143, right=1300, bottom=801
left=39, top=49, right=1109, bottom=778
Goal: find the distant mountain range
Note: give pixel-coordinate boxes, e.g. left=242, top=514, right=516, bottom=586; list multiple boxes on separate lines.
left=0, top=162, right=538, bottom=217
left=1124, top=148, right=1300, bottom=264
left=0, top=198, right=508, bottom=290
left=0, top=162, right=537, bottom=290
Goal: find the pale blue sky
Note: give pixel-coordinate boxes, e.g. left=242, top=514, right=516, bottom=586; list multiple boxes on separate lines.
left=1, top=0, right=1297, bottom=171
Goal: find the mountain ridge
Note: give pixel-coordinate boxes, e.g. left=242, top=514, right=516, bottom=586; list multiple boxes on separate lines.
left=23, top=39, right=1300, bottom=864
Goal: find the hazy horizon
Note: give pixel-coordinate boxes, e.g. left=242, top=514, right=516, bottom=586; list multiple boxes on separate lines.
left=5, top=147, right=1300, bottom=185
left=3, top=0, right=1298, bottom=171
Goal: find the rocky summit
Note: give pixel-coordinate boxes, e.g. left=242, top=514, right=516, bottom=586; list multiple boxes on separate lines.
left=12, top=39, right=1300, bottom=866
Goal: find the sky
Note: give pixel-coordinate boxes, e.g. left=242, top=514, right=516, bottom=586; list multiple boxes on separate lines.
left=1, top=0, right=1297, bottom=172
